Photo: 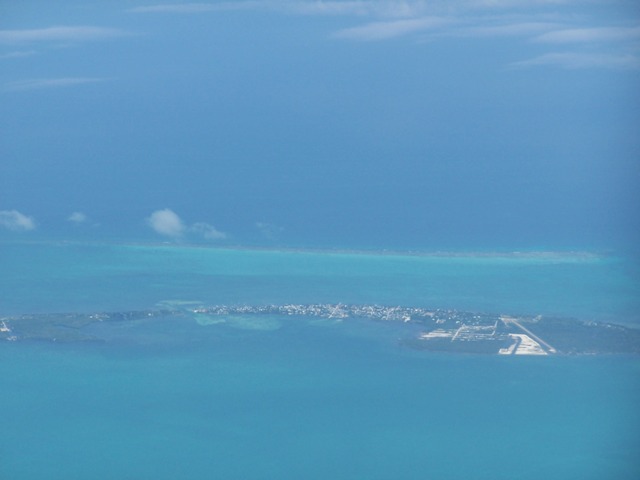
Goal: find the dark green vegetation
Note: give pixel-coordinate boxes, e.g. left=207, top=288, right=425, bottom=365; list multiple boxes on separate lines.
left=522, top=316, right=640, bottom=355
left=1, top=304, right=639, bottom=355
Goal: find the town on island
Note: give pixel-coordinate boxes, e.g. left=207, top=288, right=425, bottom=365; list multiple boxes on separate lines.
left=2, top=302, right=638, bottom=355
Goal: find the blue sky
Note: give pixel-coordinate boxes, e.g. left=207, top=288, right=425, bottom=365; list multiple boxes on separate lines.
left=1, top=1, right=639, bottom=249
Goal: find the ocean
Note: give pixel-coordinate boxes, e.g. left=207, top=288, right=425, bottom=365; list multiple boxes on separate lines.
left=1, top=241, right=639, bottom=479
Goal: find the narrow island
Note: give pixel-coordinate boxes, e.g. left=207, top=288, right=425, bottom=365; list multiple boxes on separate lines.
left=1, top=303, right=638, bottom=355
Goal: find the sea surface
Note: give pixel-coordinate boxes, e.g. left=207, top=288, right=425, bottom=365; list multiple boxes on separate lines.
left=1, top=241, right=639, bottom=480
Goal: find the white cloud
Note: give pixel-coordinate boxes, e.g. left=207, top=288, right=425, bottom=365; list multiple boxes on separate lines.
left=289, top=1, right=436, bottom=17
left=129, top=3, right=213, bottom=13
left=289, top=1, right=378, bottom=16
left=147, top=209, right=185, bottom=237
left=68, top=212, right=87, bottom=223
left=511, top=52, right=640, bottom=69
left=0, top=26, right=128, bottom=44
left=0, top=50, right=37, bottom=59
left=191, top=222, right=227, bottom=240
left=3, top=77, right=109, bottom=92
left=129, top=1, right=639, bottom=70
left=147, top=209, right=227, bottom=240
left=463, top=0, right=596, bottom=7
left=534, top=26, right=640, bottom=44
left=0, top=210, right=36, bottom=231
left=129, top=2, right=262, bottom=13
left=130, top=1, right=445, bottom=17
left=450, top=21, right=561, bottom=38
left=333, top=16, right=449, bottom=40
left=256, top=221, right=284, bottom=241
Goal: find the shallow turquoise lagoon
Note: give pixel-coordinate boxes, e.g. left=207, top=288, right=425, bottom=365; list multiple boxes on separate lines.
left=1, top=241, right=639, bottom=479
left=2, top=242, right=639, bottom=323
left=1, top=327, right=639, bottom=480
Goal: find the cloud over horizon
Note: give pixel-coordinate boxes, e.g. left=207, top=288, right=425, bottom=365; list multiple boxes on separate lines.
left=191, top=222, right=227, bottom=240
left=147, top=209, right=226, bottom=240
left=68, top=212, right=87, bottom=223
left=0, top=210, right=36, bottom=231
left=256, top=221, right=284, bottom=241
left=147, top=209, right=185, bottom=237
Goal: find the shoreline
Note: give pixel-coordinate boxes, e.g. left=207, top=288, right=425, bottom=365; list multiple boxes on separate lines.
left=3, top=304, right=639, bottom=355
left=0, top=238, right=608, bottom=261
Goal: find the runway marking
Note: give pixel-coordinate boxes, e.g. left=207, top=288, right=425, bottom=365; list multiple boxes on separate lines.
left=500, top=316, right=557, bottom=354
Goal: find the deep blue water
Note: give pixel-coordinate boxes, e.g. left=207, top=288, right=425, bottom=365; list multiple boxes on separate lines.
left=1, top=241, right=639, bottom=479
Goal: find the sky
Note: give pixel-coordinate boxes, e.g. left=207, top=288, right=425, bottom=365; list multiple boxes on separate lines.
left=1, top=0, right=639, bottom=249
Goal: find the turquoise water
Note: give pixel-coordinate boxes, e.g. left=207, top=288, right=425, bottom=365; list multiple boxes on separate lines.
left=2, top=242, right=639, bottom=322
left=1, top=241, right=639, bottom=479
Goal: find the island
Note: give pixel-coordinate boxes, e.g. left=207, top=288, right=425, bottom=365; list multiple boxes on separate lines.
left=1, top=303, right=639, bottom=355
